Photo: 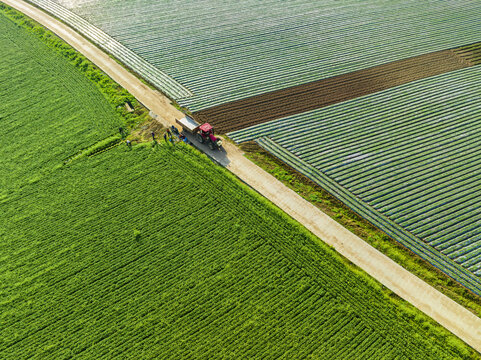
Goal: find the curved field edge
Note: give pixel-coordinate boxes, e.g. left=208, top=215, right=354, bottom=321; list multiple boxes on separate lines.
left=22, top=0, right=192, bottom=100
left=239, top=141, right=481, bottom=318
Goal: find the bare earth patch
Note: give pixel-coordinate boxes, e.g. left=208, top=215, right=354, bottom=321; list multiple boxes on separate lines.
left=194, top=49, right=471, bottom=133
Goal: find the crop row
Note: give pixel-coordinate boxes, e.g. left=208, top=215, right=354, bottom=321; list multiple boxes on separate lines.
left=229, top=65, right=481, bottom=295
left=33, top=0, right=481, bottom=111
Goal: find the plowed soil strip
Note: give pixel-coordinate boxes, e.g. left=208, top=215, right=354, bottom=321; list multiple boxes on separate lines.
left=194, top=49, right=471, bottom=133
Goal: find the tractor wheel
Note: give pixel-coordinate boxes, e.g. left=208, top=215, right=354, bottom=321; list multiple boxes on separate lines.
left=208, top=141, right=216, bottom=150
left=196, top=133, right=204, bottom=143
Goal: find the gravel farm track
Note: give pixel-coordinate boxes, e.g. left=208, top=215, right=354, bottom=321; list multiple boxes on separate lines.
left=3, top=0, right=481, bottom=353
left=194, top=49, right=473, bottom=133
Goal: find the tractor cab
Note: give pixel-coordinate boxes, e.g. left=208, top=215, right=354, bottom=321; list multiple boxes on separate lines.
left=199, top=123, right=215, bottom=137
left=175, top=116, right=223, bottom=150
left=196, top=122, right=223, bottom=150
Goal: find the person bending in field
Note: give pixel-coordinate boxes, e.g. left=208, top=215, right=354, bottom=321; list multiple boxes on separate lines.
left=171, top=125, right=179, bottom=136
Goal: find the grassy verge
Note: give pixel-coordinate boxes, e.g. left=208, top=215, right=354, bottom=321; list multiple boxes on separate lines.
left=240, top=141, right=481, bottom=318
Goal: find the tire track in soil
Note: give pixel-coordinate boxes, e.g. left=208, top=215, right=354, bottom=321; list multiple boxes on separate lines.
left=194, top=49, right=474, bottom=133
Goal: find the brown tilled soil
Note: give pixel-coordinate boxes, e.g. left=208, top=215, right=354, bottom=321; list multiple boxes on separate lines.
left=194, top=49, right=472, bottom=133
left=453, top=42, right=481, bottom=65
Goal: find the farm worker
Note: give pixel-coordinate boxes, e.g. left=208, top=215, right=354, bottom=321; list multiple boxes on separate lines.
left=151, top=131, right=155, bottom=140
left=163, top=133, right=167, bottom=143
left=126, top=140, right=131, bottom=148
left=166, top=128, right=172, bottom=139
left=171, top=125, right=179, bottom=136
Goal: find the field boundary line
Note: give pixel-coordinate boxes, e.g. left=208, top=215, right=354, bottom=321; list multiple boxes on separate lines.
left=4, top=0, right=481, bottom=353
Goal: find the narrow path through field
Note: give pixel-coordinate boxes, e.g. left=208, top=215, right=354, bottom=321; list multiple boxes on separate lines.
left=4, top=0, right=481, bottom=353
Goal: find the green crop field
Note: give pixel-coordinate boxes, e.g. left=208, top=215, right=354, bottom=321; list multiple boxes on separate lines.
left=3, top=144, right=475, bottom=359
left=229, top=65, right=481, bottom=297
left=0, top=7, right=123, bottom=199
left=30, top=0, right=481, bottom=111
left=0, top=8, right=478, bottom=359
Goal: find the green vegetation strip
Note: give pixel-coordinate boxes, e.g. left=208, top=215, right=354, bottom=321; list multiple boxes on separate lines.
left=63, top=134, right=122, bottom=164
left=229, top=66, right=481, bottom=296
left=29, top=0, right=481, bottom=111
left=0, top=7, right=478, bottom=358
left=455, top=42, right=481, bottom=65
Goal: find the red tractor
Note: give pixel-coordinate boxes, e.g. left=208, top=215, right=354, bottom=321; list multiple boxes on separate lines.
left=195, top=123, right=223, bottom=150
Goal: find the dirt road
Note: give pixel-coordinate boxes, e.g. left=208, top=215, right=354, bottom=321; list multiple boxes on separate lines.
left=4, top=0, right=481, bottom=353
